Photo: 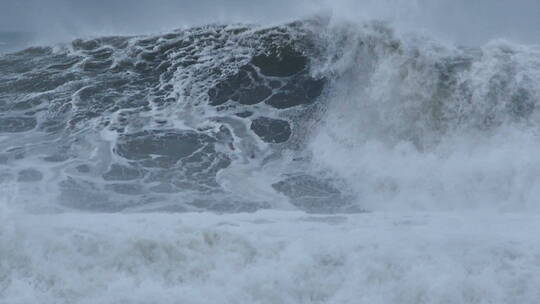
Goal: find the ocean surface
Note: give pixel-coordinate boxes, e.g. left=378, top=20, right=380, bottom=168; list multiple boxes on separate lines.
left=1, top=16, right=540, bottom=303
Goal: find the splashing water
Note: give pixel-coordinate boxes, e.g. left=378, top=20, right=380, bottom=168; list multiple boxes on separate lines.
left=2, top=12, right=540, bottom=303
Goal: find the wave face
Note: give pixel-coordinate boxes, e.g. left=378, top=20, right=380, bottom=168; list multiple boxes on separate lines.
left=1, top=18, right=540, bottom=213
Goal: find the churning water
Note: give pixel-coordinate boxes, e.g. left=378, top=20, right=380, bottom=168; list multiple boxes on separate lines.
left=1, top=10, right=540, bottom=304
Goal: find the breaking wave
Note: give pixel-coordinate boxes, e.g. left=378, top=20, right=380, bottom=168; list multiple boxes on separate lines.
left=2, top=17, right=540, bottom=213
left=2, top=15, right=540, bottom=303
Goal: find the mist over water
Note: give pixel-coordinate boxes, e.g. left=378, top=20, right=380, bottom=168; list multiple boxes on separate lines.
left=2, top=1, right=540, bottom=303
left=1, top=0, right=314, bottom=47
left=2, top=0, right=540, bottom=47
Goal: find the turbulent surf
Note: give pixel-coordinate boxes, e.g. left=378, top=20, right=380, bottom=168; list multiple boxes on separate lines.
left=2, top=15, right=540, bottom=303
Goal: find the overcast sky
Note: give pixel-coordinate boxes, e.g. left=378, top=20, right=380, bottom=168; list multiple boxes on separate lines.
left=1, top=0, right=539, bottom=46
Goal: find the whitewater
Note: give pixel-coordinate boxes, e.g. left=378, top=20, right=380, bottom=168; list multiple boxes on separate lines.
left=2, top=4, right=540, bottom=304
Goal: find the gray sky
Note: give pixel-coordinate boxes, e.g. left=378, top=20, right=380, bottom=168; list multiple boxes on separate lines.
left=1, top=0, right=539, bottom=46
